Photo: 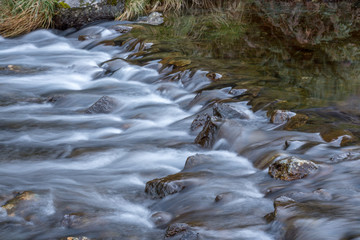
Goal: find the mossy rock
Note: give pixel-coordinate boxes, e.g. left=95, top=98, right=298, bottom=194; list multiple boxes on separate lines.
left=268, top=156, right=318, bottom=181
left=320, top=128, right=357, bottom=146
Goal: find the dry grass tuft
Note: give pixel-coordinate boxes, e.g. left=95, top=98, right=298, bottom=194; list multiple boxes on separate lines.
left=117, top=0, right=224, bottom=20
left=0, top=0, right=57, bottom=38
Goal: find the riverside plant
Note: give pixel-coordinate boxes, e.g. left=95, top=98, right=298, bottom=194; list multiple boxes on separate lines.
left=117, top=0, right=246, bottom=20
left=0, top=0, right=58, bottom=37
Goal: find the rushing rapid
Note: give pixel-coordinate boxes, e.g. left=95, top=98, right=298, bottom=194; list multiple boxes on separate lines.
left=1, top=20, right=360, bottom=240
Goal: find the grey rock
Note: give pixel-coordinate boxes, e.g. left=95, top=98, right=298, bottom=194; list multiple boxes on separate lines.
left=86, top=96, right=117, bottom=114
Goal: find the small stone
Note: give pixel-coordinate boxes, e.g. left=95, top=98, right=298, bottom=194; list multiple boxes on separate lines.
left=206, top=72, right=222, bottom=81
left=214, top=192, right=234, bottom=203
left=268, top=156, right=318, bottom=181
left=86, top=96, right=117, bottom=114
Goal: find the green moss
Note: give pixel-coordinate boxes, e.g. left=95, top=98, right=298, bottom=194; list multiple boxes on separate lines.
left=106, top=0, right=118, bottom=5
left=57, top=1, right=70, bottom=8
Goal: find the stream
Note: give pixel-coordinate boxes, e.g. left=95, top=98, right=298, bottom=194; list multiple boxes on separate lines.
left=1, top=16, right=360, bottom=240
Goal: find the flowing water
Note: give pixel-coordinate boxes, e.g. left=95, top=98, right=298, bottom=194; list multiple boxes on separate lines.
left=1, top=14, right=360, bottom=240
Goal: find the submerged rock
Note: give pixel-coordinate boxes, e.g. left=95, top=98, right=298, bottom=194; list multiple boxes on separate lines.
left=150, top=211, right=173, bottom=228
left=86, top=96, right=117, bottom=114
left=213, top=102, right=249, bottom=120
left=214, top=192, right=235, bottom=203
left=2, top=191, right=36, bottom=216
left=194, top=117, right=218, bottom=148
left=61, top=237, right=90, bottom=240
left=183, top=154, right=212, bottom=170
left=164, top=223, right=200, bottom=240
left=61, top=212, right=88, bottom=228
left=270, top=110, right=296, bottom=124
left=268, top=156, right=318, bottom=181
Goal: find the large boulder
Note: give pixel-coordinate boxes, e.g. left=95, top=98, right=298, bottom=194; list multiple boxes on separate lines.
left=53, top=1, right=124, bottom=30
left=268, top=156, right=318, bottom=181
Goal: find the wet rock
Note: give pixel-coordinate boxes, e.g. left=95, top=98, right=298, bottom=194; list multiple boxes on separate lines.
left=286, top=189, right=332, bottom=202
left=86, top=96, right=117, bottom=114
left=229, top=88, right=246, bottom=96
left=268, top=156, right=318, bottom=181
left=194, top=117, right=218, bottom=148
left=138, top=12, right=164, bottom=25
left=164, top=223, right=200, bottom=240
left=206, top=72, right=222, bottom=81
left=183, top=154, right=212, bottom=170
left=330, top=151, right=360, bottom=163
left=270, top=110, right=296, bottom=124
left=284, top=114, right=308, bottom=130
left=213, top=102, right=249, bottom=120
left=2, top=191, right=36, bottom=216
left=190, top=114, right=211, bottom=132
left=145, top=173, right=194, bottom=199
left=150, top=211, right=172, bottom=228
left=109, top=25, right=132, bottom=33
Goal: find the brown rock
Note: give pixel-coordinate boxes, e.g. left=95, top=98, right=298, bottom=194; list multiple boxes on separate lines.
left=284, top=114, right=308, bottom=130
left=194, top=118, right=218, bottom=148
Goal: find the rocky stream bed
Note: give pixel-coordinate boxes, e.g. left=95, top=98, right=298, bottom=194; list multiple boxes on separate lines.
left=1, top=6, right=360, bottom=240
